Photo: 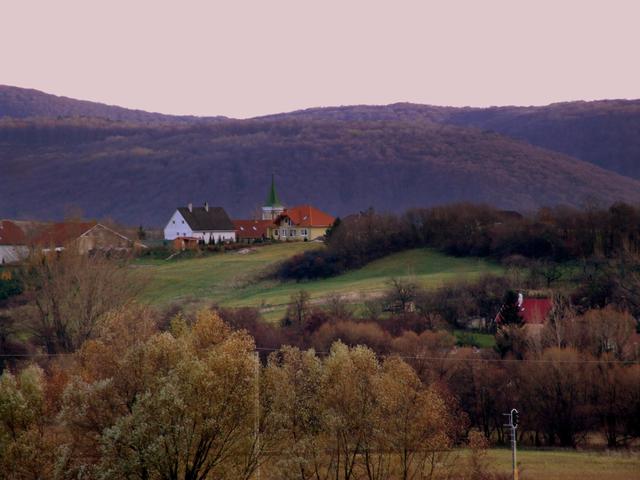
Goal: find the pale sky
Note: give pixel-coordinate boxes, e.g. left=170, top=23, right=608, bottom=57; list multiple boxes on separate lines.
left=2, top=0, right=639, bottom=118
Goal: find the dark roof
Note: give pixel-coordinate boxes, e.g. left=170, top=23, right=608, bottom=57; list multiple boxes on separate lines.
left=178, top=206, right=235, bottom=231
left=233, top=219, right=274, bottom=239
left=0, top=220, right=27, bottom=245
left=33, top=221, right=97, bottom=247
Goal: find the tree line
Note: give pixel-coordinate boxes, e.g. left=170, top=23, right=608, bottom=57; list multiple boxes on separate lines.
left=276, top=202, right=640, bottom=281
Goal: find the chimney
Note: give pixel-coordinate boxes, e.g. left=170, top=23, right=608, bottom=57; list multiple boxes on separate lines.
left=204, top=202, right=209, bottom=212
left=188, top=202, right=193, bottom=212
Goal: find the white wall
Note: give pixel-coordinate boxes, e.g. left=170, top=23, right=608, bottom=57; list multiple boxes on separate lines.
left=163, top=210, right=236, bottom=242
left=163, top=210, right=193, bottom=240
left=0, top=245, right=29, bottom=264
left=192, top=231, right=237, bottom=243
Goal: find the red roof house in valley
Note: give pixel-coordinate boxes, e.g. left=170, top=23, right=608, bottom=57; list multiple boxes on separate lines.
left=272, top=204, right=336, bottom=241
left=0, top=220, right=27, bottom=246
left=234, top=177, right=336, bottom=242
left=33, top=222, right=144, bottom=254
left=34, top=221, right=97, bottom=249
left=0, top=220, right=29, bottom=264
left=495, top=293, right=553, bottom=326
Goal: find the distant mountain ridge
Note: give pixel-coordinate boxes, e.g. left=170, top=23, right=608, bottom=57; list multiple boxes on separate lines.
left=2, top=117, right=640, bottom=226
left=0, top=85, right=227, bottom=124
left=262, top=100, right=640, bottom=179
left=1, top=85, right=640, bottom=225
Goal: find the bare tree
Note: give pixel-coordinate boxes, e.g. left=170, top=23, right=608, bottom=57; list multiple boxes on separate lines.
left=384, top=278, right=420, bottom=313
left=20, top=250, right=143, bottom=353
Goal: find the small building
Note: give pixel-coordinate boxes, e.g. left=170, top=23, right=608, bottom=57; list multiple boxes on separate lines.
left=519, top=297, right=553, bottom=325
left=172, top=236, right=201, bottom=251
left=34, top=221, right=143, bottom=254
left=233, top=219, right=274, bottom=243
left=0, top=220, right=28, bottom=264
left=271, top=205, right=335, bottom=241
left=164, top=203, right=236, bottom=243
left=495, top=293, right=553, bottom=326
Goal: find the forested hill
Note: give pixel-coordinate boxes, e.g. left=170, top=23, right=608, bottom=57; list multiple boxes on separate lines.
left=2, top=118, right=640, bottom=226
left=0, top=85, right=226, bottom=124
left=262, top=100, right=640, bottom=179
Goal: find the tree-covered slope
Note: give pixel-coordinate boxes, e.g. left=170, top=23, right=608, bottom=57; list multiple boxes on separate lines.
left=1, top=118, right=639, bottom=225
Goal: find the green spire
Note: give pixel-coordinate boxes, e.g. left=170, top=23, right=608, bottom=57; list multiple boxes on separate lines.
left=266, top=174, right=282, bottom=207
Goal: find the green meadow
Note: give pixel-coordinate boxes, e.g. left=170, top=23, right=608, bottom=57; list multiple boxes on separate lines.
left=137, top=243, right=503, bottom=320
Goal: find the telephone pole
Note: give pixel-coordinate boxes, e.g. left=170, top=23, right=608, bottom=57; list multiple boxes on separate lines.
left=503, top=408, right=519, bottom=480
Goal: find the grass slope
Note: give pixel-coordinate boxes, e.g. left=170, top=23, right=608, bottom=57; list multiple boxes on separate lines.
left=486, top=448, right=640, bottom=480
left=138, top=243, right=502, bottom=320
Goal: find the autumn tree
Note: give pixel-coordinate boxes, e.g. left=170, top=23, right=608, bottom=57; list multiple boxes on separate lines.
left=321, top=342, right=379, bottom=480
left=264, top=346, right=327, bottom=480
left=0, top=365, right=57, bottom=480
left=58, top=309, right=267, bottom=480
left=371, top=356, right=453, bottom=480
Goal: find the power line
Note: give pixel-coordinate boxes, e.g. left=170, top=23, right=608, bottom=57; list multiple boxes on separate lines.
left=1, top=347, right=637, bottom=364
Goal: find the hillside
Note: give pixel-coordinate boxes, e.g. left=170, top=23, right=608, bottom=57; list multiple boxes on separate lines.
left=138, top=243, right=502, bottom=320
left=2, top=118, right=640, bottom=225
left=264, top=100, right=640, bottom=179
left=0, top=85, right=226, bottom=124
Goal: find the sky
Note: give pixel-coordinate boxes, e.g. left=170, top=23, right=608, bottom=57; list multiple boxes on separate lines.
left=2, top=0, right=640, bottom=118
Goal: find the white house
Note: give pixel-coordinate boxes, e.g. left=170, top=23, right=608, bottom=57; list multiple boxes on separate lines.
left=164, top=203, right=236, bottom=243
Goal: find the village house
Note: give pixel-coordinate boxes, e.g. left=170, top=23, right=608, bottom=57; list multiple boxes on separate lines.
left=494, top=292, right=553, bottom=328
left=0, top=220, right=29, bottom=264
left=270, top=204, right=335, bottom=241
left=233, top=219, right=273, bottom=243
left=164, top=203, right=236, bottom=243
left=234, top=176, right=335, bottom=242
left=34, top=221, right=143, bottom=254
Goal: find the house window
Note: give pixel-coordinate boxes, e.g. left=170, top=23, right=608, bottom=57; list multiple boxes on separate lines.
left=281, top=229, right=286, bottom=237
left=301, top=229, right=308, bottom=236
left=290, top=229, right=296, bottom=237
left=274, top=230, right=279, bottom=236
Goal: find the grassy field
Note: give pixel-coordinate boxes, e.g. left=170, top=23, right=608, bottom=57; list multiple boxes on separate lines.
left=137, top=243, right=503, bottom=320
left=486, top=448, right=640, bottom=480
left=454, top=330, right=496, bottom=348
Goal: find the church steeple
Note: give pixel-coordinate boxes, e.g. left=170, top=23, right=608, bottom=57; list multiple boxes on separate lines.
left=265, top=174, right=282, bottom=207
left=262, top=174, right=285, bottom=220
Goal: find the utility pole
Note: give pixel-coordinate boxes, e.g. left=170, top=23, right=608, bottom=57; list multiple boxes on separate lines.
left=254, top=351, right=261, bottom=480
left=503, top=408, right=519, bottom=480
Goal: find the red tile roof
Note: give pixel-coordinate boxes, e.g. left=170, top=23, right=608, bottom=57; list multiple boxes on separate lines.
left=233, top=219, right=274, bottom=239
left=275, top=205, right=335, bottom=228
left=33, top=222, right=97, bottom=247
left=495, top=296, right=553, bottom=325
left=520, top=298, right=553, bottom=325
left=0, top=221, right=27, bottom=246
